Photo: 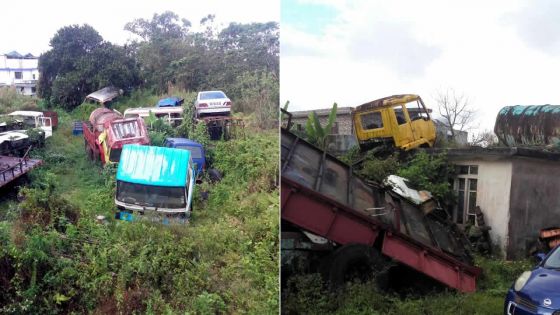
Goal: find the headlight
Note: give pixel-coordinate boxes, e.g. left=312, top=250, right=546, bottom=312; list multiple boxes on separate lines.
left=514, top=271, right=532, bottom=291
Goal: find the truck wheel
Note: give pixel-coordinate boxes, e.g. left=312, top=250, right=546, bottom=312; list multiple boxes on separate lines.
left=208, top=168, right=222, bottom=183
left=325, top=243, right=389, bottom=291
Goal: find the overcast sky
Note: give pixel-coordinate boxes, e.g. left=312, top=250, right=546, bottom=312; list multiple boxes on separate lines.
left=1, top=0, right=279, bottom=55
left=281, top=0, right=560, bottom=134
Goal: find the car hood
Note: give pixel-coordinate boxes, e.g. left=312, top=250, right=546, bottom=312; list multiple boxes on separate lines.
left=521, top=267, right=560, bottom=308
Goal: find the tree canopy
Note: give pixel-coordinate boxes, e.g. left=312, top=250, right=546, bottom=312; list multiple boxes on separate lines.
left=38, top=25, right=141, bottom=110
left=38, top=13, right=279, bottom=118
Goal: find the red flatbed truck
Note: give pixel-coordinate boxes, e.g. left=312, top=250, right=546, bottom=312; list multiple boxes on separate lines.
left=281, top=126, right=481, bottom=292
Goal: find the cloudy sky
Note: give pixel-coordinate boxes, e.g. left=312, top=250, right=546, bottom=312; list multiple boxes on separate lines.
left=0, top=0, right=279, bottom=55
left=281, top=0, right=560, bottom=133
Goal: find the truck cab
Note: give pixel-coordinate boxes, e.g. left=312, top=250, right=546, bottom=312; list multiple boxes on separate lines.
left=163, top=138, right=205, bottom=177
left=2, top=111, right=53, bottom=138
left=114, top=144, right=195, bottom=223
left=352, top=94, right=436, bottom=151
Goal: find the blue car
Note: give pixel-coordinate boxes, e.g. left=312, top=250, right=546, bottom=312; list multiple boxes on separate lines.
left=163, top=138, right=205, bottom=176
left=505, top=246, right=560, bottom=314
left=157, top=96, right=184, bottom=107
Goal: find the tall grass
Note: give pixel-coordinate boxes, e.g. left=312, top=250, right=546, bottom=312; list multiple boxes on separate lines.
left=0, top=86, right=41, bottom=113
left=0, top=96, right=279, bottom=314
left=282, top=256, right=534, bottom=314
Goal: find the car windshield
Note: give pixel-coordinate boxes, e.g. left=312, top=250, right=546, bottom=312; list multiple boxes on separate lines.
left=116, top=181, right=186, bottom=209
left=544, top=247, right=560, bottom=269
left=200, top=91, right=226, bottom=100
left=175, top=145, right=203, bottom=159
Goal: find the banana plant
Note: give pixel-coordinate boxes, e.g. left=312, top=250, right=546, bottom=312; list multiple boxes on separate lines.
left=305, top=102, right=337, bottom=150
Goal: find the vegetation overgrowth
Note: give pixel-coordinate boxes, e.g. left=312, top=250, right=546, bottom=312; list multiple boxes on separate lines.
left=282, top=256, right=534, bottom=315
left=0, top=91, right=279, bottom=313
left=37, top=11, right=279, bottom=127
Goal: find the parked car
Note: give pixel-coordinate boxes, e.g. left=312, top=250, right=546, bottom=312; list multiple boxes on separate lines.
left=163, top=137, right=222, bottom=183
left=163, top=138, right=206, bottom=176
left=157, top=96, right=184, bottom=107
left=505, top=246, right=560, bottom=314
left=194, top=90, right=232, bottom=117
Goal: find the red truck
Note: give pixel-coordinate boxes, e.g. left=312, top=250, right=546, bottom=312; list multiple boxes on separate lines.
left=83, top=108, right=150, bottom=164
left=281, top=123, right=481, bottom=293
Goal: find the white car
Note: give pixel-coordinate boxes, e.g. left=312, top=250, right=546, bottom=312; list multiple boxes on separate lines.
left=194, top=91, right=232, bottom=117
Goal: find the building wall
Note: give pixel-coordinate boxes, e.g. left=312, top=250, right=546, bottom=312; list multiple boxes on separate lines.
left=291, top=113, right=354, bottom=135
left=453, top=159, right=512, bottom=257
left=508, top=158, right=560, bottom=259
left=0, top=55, right=39, bottom=95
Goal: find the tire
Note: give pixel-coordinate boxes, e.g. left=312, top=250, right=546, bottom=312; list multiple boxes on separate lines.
left=324, top=243, right=390, bottom=291
left=208, top=168, right=222, bottom=183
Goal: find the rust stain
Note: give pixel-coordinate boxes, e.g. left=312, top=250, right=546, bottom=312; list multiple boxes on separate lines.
left=495, top=105, right=560, bottom=146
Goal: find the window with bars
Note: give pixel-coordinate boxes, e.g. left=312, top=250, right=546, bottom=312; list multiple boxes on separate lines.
left=454, top=165, right=478, bottom=224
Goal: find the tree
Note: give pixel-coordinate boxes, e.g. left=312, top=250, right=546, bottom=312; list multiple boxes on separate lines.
left=38, top=24, right=140, bottom=109
left=433, top=88, right=476, bottom=140
left=305, top=103, right=338, bottom=149
left=124, top=11, right=191, bottom=42
left=470, top=130, right=498, bottom=147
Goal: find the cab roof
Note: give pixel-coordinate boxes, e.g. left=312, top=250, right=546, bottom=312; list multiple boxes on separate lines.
left=117, top=145, right=191, bottom=187
left=355, top=94, right=420, bottom=112
left=165, top=138, right=203, bottom=147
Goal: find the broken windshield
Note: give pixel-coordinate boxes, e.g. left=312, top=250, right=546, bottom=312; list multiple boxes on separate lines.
left=116, top=181, right=186, bottom=209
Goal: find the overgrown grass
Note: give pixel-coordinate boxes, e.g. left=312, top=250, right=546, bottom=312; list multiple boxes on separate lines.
left=0, top=86, right=42, bottom=113
left=0, top=98, right=279, bottom=313
left=282, top=256, right=534, bottom=314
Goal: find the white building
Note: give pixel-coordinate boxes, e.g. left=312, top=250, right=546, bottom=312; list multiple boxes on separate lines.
left=0, top=51, right=39, bottom=96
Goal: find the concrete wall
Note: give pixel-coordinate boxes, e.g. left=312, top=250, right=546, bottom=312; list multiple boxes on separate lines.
left=453, top=160, right=512, bottom=257
left=0, top=55, right=39, bottom=90
left=508, top=158, right=560, bottom=259
left=291, top=113, right=354, bottom=136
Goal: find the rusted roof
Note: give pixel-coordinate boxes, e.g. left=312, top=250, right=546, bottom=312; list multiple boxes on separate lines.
left=290, top=106, right=353, bottom=119
left=85, top=86, right=122, bottom=104
left=494, top=105, right=560, bottom=147
left=355, top=94, right=420, bottom=112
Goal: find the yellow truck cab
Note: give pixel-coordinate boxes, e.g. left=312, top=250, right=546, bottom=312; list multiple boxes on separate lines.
left=352, top=94, right=436, bottom=151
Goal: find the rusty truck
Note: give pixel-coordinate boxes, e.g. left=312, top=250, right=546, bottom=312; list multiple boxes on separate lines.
left=281, top=112, right=481, bottom=292
left=83, top=108, right=150, bottom=165
left=352, top=94, right=437, bottom=152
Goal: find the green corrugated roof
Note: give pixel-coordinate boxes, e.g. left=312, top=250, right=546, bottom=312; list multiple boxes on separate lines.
left=116, top=145, right=191, bottom=187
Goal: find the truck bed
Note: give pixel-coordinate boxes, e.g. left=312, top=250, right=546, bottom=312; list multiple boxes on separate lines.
left=0, top=156, right=42, bottom=188
left=281, top=128, right=481, bottom=292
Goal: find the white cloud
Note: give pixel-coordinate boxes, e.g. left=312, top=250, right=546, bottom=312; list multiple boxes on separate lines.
left=282, top=0, right=560, bottom=132
left=0, top=0, right=279, bottom=55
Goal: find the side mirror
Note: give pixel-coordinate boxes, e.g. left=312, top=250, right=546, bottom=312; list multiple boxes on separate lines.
left=534, top=252, right=546, bottom=263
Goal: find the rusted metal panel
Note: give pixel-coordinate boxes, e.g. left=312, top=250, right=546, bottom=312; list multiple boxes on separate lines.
left=540, top=227, right=560, bottom=239
left=0, top=155, right=42, bottom=188
left=282, top=180, right=380, bottom=246
left=355, top=94, right=420, bottom=112
left=382, top=232, right=478, bottom=292
left=494, top=105, right=560, bottom=146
